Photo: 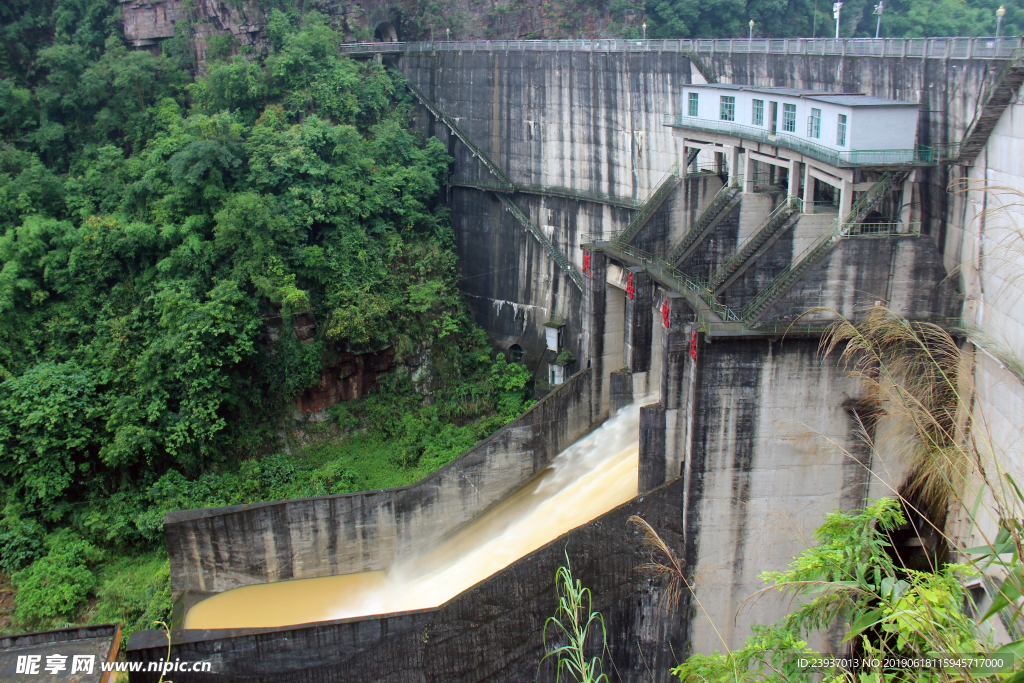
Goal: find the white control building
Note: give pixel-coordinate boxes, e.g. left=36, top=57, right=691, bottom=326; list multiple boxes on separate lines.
left=666, top=83, right=925, bottom=219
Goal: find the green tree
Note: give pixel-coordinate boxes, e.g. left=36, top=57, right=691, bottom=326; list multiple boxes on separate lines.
left=0, top=361, right=106, bottom=507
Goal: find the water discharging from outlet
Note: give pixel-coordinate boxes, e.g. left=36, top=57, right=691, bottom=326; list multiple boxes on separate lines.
left=184, top=399, right=653, bottom=630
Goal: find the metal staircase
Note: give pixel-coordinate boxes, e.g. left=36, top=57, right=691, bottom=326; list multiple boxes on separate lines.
left=738, top=171, right=906, bottom=322
left=959, top=48, right=1024, bottom=164
left=404, top=77, right=582, bottom=290
left=613, top=160, right=682, bottom=246
left=584, top=171, right=916, bottom=334
left=592, top=241, right=724, bottom=324
left=710, top=197, right=800, bottom=293
left=684, top=51, right=717, bottom=83
left=665, top=178, right=742, bottom=264
left=405, top=80, right=514, bottom=190
left=497, top=193, right=583, bottom=289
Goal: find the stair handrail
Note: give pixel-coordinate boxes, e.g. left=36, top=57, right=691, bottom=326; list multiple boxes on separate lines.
left=402, top=78, right=582, bottom=290
left=404, top=80, right=515, bottom=190
left=665, top=176, right=741, bottom=263
left=958, top=47, right=1023, bottom=163
left=451, top=178, right=641, bottom=208
left=684, top=51, right=717, bottom=83
left=738, top=172, right=899, bottom=320
left=590, top=239, right=734, bottom=322
left=613, top=160, right=682, bottom=245
left=498, top=193, right=583, bottom=288
left=710, top=196, right=799, bottom=288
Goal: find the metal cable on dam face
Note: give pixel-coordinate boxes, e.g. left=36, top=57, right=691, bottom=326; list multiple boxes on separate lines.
left=182, top=397, right=658, bottom=630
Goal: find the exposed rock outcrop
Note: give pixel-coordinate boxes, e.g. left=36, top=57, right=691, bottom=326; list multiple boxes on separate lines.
left=295, top=347, right=396, bottom=413
left=119, top=0, right=628, bottom=66
left=262, top=309, right=396, bottom=415
left=120, top=0, right=267, bottom=65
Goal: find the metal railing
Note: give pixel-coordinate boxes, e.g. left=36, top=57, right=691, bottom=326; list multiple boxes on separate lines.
left=613, top=161, right=681, bottom=245
left=499, top=193, right=583, bottom=288
left=926, top=142, right=964, bottom=162
left=794, top=198, right=840, bottom=213
left=403, top=78, right=585, bottom=288
left=340, top=36, right=1024, bottom=61
left=585, top=238, right=729, bottom=320
left=978, top=47, right=1024, bottom=102
left=959, top=48, right=1023, bottom=163
left=685, top=160, right=725, bottom=176
left=710, top=197, right=799, bottom=289
left=847, top=222, right=922, bottom=237
left=698, top=315, right=964, bottom=337
left=664, top=115, right=942, bottom=167
left=666, top=177, right=741, bottom=263
left=749, top=171, right=788, bottom=191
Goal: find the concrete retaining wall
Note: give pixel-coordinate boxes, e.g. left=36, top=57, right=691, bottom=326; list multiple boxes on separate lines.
left=164, top=369, right=596, bottom=601
left=130, top=480, right=686, bottom=683
left=1, top=624, right=121, bottom=682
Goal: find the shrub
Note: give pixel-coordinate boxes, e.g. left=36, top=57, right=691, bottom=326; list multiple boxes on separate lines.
left=0, top=514, right=44, bottom=575
left=13, top=532, right=98, bottom=627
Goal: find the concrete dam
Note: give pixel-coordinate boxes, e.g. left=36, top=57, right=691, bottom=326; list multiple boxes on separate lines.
left=126, top=38, right=1024, bottom=681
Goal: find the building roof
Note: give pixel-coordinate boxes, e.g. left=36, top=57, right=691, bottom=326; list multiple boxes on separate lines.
left=687, top=83, right=918, bottom=107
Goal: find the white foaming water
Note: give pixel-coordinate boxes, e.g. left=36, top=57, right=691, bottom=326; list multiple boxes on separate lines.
left=184, top=398, right=653, bottom=630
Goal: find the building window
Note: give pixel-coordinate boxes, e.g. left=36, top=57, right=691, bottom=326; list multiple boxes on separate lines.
left=808, top=108, right=822, bottom=138
left=837, top=113, right=847, bottom=146
left=752, top=99, right=764, bottom=126
left=720, top=95, right=735, bottom=122
left=688, top=92, right=699, bottom=117
left=782, top=103, right=796, bottom=133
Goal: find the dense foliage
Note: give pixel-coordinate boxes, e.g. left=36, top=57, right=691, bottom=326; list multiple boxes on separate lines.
left=0, top=1, right=534, bottom=634
left=672, top=498, right=1024, bottom=683
left=643, top=0, right=1023, bottom=40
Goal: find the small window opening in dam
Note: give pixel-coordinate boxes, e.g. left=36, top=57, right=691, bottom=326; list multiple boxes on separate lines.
left=183, top=397, right=658, bottom=630
left=374, top=22, right=398, bottom=42
left=508, top=343, right=523, bottom=363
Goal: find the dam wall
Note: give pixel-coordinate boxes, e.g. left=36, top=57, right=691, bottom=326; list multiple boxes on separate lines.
left=398, top=49, right=694, bottom=375
left=445, top=187, right=595, bottom=370
left=945, top=63, right=1024, bottom=552
left=164, top=368, right=596, bottom=603
left=386, top=44, right=995, bottom=400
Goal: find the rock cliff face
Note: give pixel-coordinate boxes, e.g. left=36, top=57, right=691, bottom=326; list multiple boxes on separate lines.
left=120, top=0, right=267, bottom=65
left=119, top=0, right=628, bottom=66
left=295, top=348, right=396, bottom=414
left=262, top=310, right=396, bottom=415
